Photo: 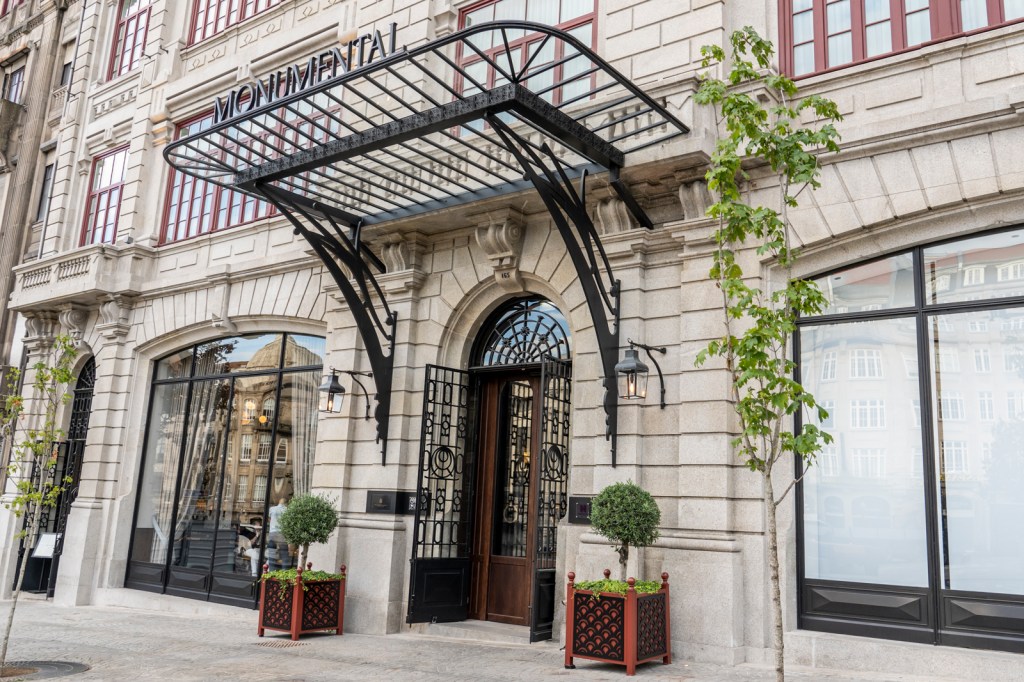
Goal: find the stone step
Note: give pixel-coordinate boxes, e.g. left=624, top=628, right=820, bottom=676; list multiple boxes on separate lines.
left=412, top=619, right=532, bottom=645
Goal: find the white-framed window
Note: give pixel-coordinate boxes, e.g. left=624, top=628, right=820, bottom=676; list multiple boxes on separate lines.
left=1000, top=317, right=1024, bottom=331
left=819, top=445, right=840, bottom=477
left=974, top=348, right=991, bottom=373
left=236, top=474, right=249, bottom=500
left=850, top=348, right=884, bottom=379
left=850, top=399, right=886, bottom=429
left=932, top=274, right=951, bottom=292
left=262, top=398, right=276, bottom=424
left=240, top=433, right=252, bottom=462
left=256, top=433, right=272, bottom=462
left=996, top=261, right=1024, bottom=282
left=903, top=354, right=919, bottom=378
left=962, top=266, right=986, bottom=286
left=852, top=448, right=886, bottom=478
left=253, top=475, right=267, bottom=502
left=911, top=399, right=922, bottom=427
left=938, top=393, right=966, bottom=421
left=941, top=440, right=968, bottom=474
left=821, top=351, right=837, bottom=381
left=819, top=399, right=835, bottom=428
left=1004, top=349, right=1024, bottom=372
left=275, top=440, right=287, bottom=464
left=978, top=391, right=995, bottom=421
left=937, top=349, right=960, bottom=373
left=968, top=319, right=989, bottom=333
left=1007, top=392, right=1024, bottom=419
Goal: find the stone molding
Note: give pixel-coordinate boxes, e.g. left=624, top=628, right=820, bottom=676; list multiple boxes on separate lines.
left=96, top=294, right=134, bottom=339
left=57, top=304, right=89, bottom=347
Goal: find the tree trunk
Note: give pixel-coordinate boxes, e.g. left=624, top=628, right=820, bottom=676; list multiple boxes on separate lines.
left=1, top=495, right=44, bottom=673
left=764, top=471, right=785, bottom=682
left=618, top=545, right=628, bottom=581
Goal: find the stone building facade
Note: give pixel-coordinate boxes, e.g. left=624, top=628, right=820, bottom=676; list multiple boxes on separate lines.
left=1, top=0, right=1023, bottom=678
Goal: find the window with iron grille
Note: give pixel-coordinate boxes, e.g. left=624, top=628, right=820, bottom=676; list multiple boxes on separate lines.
left=782, top=1, right=1024, bottom=77
left=3, top=65, right=25, bottom=105
left=458, top=0, right=598, bottom=107
left=190, top=0, right=284, bottom=45
left=110, top=0, right=153, bottom=79
left=81, top=146, right=129, bottom=246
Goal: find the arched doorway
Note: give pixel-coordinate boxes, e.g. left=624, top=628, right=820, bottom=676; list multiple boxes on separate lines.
left=407, top=297, right=572, bottom=641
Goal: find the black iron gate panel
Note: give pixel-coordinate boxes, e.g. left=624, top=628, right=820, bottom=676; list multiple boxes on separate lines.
left=531, top=357, right=571, bottom=641
left=407, top=365, right=474, bottom=623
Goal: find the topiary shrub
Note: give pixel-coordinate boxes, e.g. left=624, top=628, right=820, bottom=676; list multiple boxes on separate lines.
left=589, top=481, right=660, bottom=579
left=278, top=493, right=339, bottom=570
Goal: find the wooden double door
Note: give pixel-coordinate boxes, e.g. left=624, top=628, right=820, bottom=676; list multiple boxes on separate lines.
left=470, top=374, right=541, bottom=625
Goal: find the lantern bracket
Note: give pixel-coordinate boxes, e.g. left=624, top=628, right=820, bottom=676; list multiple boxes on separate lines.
left=628, top=338, right=667, bottom=409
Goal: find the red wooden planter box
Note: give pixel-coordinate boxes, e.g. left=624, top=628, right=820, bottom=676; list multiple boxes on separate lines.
left=565, top=570, right=672, bottom=676
left=258, top=564, right=346, bottom=641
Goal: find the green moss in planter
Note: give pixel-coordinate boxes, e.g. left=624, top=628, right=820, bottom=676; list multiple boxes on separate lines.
left=573, top=578, right=660, bottom=596
left=261, top=568, right=345, bottom=598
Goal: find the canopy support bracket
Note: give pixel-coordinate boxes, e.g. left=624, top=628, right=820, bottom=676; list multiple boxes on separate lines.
left=488, top=114, right=627, bottom=465
left=258, top=183, right=396, bottom=466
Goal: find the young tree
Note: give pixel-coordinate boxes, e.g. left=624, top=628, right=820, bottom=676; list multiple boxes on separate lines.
left=278, top=493, right=339, bottom=570
left=694, top=28, right=840, bottom=682
left=589, top=481, right=660, bottom=581
left=0, top=335, right=77, bottom=675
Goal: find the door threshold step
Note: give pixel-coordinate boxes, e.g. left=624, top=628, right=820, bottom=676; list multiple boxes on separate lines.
left=411, top=619, right=532, bottom=645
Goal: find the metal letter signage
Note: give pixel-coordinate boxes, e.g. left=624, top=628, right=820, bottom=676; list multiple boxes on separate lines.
left=213, top=23, right=403, bottom=124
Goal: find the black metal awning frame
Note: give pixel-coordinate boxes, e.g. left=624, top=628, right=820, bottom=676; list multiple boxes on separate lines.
left=164, top=20, right=689, bottom=465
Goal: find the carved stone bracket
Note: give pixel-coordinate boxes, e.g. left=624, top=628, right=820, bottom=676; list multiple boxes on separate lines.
left=592, top=198, right=638, bottom=235
left=57, top=304, right=89, bottom=348
left=677, top=178, right=713, bottom=221
left=96, top=294, right=134, bottom=340
left=23, top=310, right=59, bottom=354
left=473, top=207, right=526, bottom=292
left=378, top=232, right=426, bottom=294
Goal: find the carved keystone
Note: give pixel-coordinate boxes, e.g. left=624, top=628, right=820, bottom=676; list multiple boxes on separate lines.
left=473, top=207, right=526, bottom=292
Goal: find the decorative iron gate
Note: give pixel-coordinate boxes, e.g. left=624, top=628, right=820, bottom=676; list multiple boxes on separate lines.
left=407, top=365, right=474, bottom=623
left=13, top=357, right=94, bottom=594
left=530, top=357, right=571, bottom=641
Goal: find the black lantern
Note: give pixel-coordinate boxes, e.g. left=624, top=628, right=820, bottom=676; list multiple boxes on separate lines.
left=319, top=370, right=346, bottom=413
left=615, top=339, right=667, bottom=408
left=615, top=347, right=649, bottom=401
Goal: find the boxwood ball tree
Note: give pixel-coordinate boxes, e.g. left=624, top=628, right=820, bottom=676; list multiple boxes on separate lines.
left=278, top=493, right=339, bottom=570
left=589, top=481, right=660, bottom=580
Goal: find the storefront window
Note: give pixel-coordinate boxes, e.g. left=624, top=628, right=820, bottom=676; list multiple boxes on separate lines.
left=127, top=333, right=325, bottom=605
left=799, top=228, right=1024, bottom=649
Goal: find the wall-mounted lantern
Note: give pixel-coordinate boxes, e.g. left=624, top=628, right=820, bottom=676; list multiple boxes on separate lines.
left=318, top=367, right=374, bottom=419
left=615, top=339, right=667, bottom=409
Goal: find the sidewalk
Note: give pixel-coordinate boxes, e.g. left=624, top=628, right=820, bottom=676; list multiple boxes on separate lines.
left=0, top=597, right=952, bottom=681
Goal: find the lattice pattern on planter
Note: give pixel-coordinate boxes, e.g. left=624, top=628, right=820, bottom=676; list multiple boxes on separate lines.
left=261, top=581, right=294, bottom=630
left=572, top=593, right=625, bottom=662
left=636, top=593, right=668, bottom=660
left=301, top=581, right=341, bottom=630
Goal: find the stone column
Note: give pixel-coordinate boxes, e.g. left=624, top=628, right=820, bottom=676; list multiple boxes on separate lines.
left=54, top=295, right=134, bottom=606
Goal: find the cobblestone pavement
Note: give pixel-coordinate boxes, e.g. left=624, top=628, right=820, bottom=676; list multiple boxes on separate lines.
left=2, top=598, right=945, bottom=682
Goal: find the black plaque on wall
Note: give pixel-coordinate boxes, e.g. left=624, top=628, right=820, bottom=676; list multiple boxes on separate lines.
left=568, top=496, right=593, bottom=525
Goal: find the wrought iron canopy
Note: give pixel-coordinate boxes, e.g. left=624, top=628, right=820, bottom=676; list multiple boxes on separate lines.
left=163, top=21, right=690, bottom=465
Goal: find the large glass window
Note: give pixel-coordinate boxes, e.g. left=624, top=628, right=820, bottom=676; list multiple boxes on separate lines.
left=799, top=228, right=1024, bottom=650
left=782, top=1, right=1024, bottom=76
left=127, top=333, right=325, bottom=606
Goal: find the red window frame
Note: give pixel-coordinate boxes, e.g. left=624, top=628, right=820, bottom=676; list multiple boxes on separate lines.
left=189, top=0, right=284, bottom=45
left=0, top=0, right=26, bottom=18
left=81, top=146, right=130, bottom=247
left=162, top=101, right=347, bottom=245
left=109, top=0, right=153, bottom=80
left=456, top=0, right=599, bottom=108
left=780, top=0, right=1024, bottom=77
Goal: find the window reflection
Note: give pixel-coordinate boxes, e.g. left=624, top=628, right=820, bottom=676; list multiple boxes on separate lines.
left=815, top=253, right=916, bottom=315
left=929, top=309, right=1024, bottom=595
left=924, top=230, right=1024, bottom=304
left=801, top=319, right=929, bottom=587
